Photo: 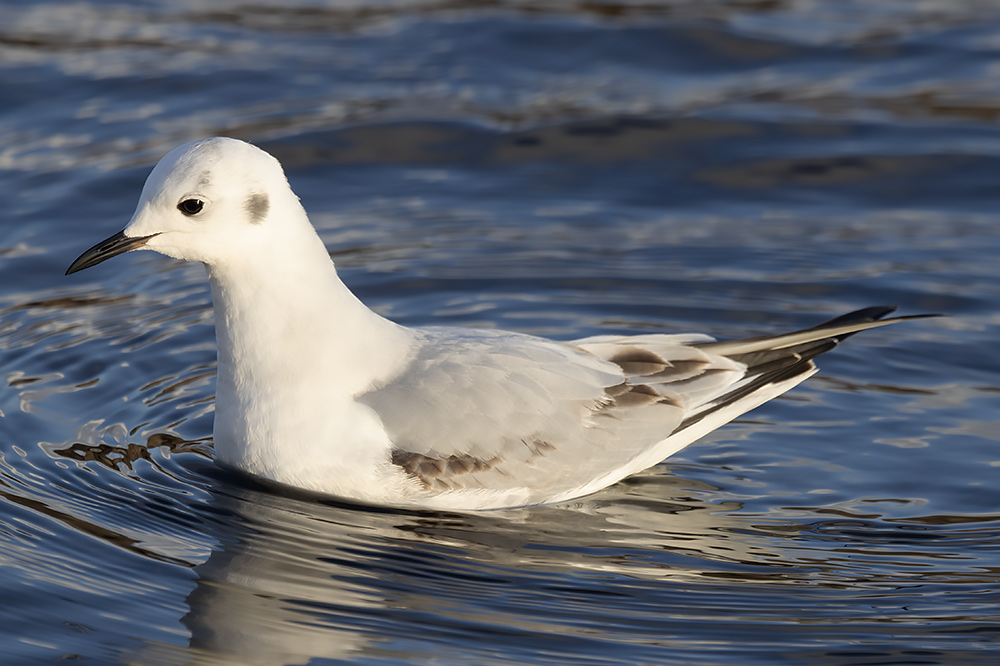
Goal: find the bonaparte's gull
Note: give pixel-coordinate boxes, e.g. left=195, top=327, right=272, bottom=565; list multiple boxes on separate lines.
left=67, top=137, right=934, bottom=510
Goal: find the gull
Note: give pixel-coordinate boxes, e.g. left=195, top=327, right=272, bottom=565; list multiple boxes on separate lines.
left=67, top=137, right=934, bottom=510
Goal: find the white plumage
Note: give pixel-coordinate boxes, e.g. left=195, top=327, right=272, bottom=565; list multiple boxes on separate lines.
left=67, top=137, right=933, bottom=510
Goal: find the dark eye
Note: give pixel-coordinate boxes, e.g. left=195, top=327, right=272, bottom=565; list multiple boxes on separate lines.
left=178, top=198, right=205, bottom=216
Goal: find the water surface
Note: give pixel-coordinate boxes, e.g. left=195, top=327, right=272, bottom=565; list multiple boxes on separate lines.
left=1, top=1, right=998, bottom=664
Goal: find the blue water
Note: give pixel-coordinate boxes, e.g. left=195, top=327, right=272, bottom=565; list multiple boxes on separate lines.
left=2, top=1, right=999, bottom=664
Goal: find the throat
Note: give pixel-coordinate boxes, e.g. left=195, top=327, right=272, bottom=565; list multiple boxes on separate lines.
left=208, top=259, right=412, bottom=400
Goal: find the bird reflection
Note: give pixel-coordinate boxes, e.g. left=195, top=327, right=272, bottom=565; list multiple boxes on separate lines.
left=57, top=433, right=785, bottom=666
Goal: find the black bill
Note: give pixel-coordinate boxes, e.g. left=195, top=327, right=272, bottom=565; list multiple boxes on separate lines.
left=65, top=230, right=159, bottom=275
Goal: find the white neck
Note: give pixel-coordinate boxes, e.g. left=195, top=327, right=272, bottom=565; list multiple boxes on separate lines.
left=206, top=206, right=413, bottom=483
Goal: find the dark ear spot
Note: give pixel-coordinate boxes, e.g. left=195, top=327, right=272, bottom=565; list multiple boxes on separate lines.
left=244, top=193, right=270, bottom=224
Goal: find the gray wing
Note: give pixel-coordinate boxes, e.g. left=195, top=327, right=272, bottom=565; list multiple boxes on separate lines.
left=358, top=326, right=744, bottom=503
left=359, top=307, right=933, bottom=506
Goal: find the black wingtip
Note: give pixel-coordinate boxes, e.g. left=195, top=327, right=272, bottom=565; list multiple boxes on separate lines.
left=812, top=305, right=898, bottom=329
left=811, top=306, right=942, bottom=341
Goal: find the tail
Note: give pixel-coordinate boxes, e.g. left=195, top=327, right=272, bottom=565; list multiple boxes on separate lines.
left=676, top=306, right=939, bottom=432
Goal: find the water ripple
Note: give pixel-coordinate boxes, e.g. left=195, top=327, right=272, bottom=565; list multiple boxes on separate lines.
left=1, top=1, right=998, bottom=664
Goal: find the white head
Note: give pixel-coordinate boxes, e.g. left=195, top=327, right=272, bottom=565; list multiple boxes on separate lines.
left=67, top=137, right=307, bottom=274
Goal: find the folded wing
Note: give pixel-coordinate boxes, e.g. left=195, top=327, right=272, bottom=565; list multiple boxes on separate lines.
left=359, top=307, right=933, bottom=508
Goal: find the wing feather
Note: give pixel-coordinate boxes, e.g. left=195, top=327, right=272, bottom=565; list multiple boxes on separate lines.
left=357, top=308, right=934, bottom=507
